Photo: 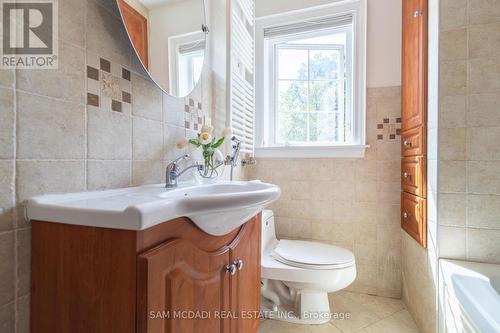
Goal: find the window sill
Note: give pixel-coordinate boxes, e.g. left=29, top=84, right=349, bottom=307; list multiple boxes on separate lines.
left=254, top=144, right=369, bottom=159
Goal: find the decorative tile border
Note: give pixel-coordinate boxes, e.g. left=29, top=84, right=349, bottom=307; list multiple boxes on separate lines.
left=184, top=97, right=204, bottom=136
left=377, top=117, right=401, bottom=140
left=86, top=53, right=132, bottom=114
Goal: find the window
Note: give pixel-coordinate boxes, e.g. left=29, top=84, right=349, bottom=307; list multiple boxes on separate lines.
left=255, top=0, right=367, bottom=158
left=168, top=32, right=205, bottom=96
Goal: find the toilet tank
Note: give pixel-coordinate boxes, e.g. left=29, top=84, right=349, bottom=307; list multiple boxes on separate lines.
left=261, top=209, right=277, bottom=254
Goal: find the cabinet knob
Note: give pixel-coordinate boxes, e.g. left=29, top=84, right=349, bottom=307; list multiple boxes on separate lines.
left=403, top=172, right=412, bottom=178
left=403, top=140, right=411, bottom=147
left=225, top=263, right=237, bottom=276
left=235, top=259, right=244, bottom=271
left=403, top=212, right=411, bottom=219
left=413, top=10, right=423, bottom=18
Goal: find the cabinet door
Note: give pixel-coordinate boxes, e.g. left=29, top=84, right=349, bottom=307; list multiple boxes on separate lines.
left=401, top=0, right=427, bottom=131
left=137, top=239, right=231, bottom=333
left=229, top=216, right=261, bottom=333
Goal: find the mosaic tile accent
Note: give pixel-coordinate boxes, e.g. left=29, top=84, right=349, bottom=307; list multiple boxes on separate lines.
left=86, top=54, right=132, bottom=113
left=184, top=97, right=204, bottom=136
left=377, top=117, right=402, bottom=140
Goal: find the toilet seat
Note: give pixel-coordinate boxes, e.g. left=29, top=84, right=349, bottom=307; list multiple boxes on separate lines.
left=272, top=239, right=355, bottom=270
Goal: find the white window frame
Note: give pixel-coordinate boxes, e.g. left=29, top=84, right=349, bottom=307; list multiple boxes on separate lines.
left=168, top=31, right=205, bottom=96
left=255, top=0, right=367, bottom=158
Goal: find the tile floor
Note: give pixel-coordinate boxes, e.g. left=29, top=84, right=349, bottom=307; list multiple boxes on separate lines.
left=258, top=291, right=419, bottom=333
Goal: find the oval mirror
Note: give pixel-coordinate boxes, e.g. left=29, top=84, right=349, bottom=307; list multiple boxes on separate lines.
left=117, top=0, right=207, bottom=98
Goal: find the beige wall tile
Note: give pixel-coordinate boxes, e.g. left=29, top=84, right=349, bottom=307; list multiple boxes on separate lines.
left=439, top=128, right=466, bottom=160
left=0, top=302, right=14, bottom=333
left=355, top=160, right=377, bottom=182
left=132, top=74, right=162, bottom=121
left=440, top=95, right=467, bottom=128
left=467, top=228, right=500, bottom=263
left=0, top=161, right=14, bottom=232
left=0, top=232, right=14, bottom=307
left=17, top=92, right=85, bottom=159
left=468, top=94, right=500, bottom=126
left=376, top=141, right=401, bottom=161
left=0, top=160, right=14, bottom=232
left=439, top=193, right=466, bottom=226
left=401, top=232, right=436, bottom=333
left=16, top=229, right=31, bottom=297
left=439, top=60, right=467, bottom=96
left=440, top=29, right=467, bottom=61
left=355, top=181, right=378, bottom=203
left=163, top=94, right=186, bottom=126
left=439, top=161, right=466, bottom=192
left=377, top=160, right=401, bottom=182
left=87, top=161, right=131, bottom=190
left=86, top=0, right=131, bottom=66
left=376, top=181, right=400, bottom=204
left=16, top=161, right=85, bottom=201
left=468, top=0, right=500, bottom=25
left=164, top=125, right=187, bottom=161
left=16, top=294, right=30, bottom=333
left=467, top=194, right=500, bottom=229
left=0, top=69, right=14, bottom=88
left=132, top=160, right=164, bottom=186
left=290, top=181, right=312, bottom=200
left=60, top=0, right=86, bottom=47
left=440, top=0, right=467, bottom=31
left=132, top=118, right=163, bottom=160
left=16, top=41, right=85, bottom=104
left=468, top=161, right=500, bottom=194
left=275, top=216, right=311, bottom=240
left=469, top=22, right=500, bottom=59
left=87, top=107, right=131, bottom=160
left=0, top=88, right=14, bottom=159
left=440, top=226, right=466, bottom=259
left=469, top=57, right=500, bottom=93
left=468, top=126, right=500, bottom=160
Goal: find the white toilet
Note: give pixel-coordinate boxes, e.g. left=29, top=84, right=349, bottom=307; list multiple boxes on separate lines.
left=260, top=210, right=356, bottom=325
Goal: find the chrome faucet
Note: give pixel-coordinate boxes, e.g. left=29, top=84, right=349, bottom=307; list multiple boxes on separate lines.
left=225, top=136, right=241, bottom=181
left=165, top=155, right=203, bottom=188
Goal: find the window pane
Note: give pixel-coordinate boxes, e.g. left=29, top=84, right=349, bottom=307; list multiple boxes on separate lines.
left=278, top=48, right=308, bottom=80
left=309, top=49, right=341, bottom=81
left=309, top=81, right=339, bottom=112
left=309, top=113, right=337, bottom=142
left=277, top=112, right=308, bottom=144
left=278, top=80, right=308, bottom=113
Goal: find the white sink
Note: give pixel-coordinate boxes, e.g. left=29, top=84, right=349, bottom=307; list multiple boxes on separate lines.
left=25, top=181, right=281, bottom=236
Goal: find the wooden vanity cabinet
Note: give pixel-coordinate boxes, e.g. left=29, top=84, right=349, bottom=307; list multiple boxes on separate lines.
left=31, top=214, right=261, bottom=333
left=401, top=0, right=428, bottom=248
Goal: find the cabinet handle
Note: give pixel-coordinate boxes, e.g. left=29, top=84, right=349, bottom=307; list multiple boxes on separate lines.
left=225, top=263, right=237, bottom=276
left=403, top=172, right=412, bottom=178
left=403, top=140, right=411, bottom=147
left=403, top=212, right=411, bottom=219
left=235, top=259, right=244, bottom=271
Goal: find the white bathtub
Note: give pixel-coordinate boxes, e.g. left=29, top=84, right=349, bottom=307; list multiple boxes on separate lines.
left=440, top=259, right=500, bottom=333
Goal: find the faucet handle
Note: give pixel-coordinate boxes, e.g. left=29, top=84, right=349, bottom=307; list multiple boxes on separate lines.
left=168, top=155, right=189, bottom=168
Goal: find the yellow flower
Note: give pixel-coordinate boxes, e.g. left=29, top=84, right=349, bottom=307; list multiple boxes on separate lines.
left=175, top=137, right=189, bottom=149
left=199, top=132, right=212, bottom=145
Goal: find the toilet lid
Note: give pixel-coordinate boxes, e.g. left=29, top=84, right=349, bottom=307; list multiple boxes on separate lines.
left=272, top=239, right=355, bottom=269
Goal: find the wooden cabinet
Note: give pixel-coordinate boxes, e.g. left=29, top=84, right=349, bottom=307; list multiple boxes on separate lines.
left=401, top=0, right=427, bottom=132
left=401, top=0, right=428, bottom=248
left=32, top=215, right=261, bottom=333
